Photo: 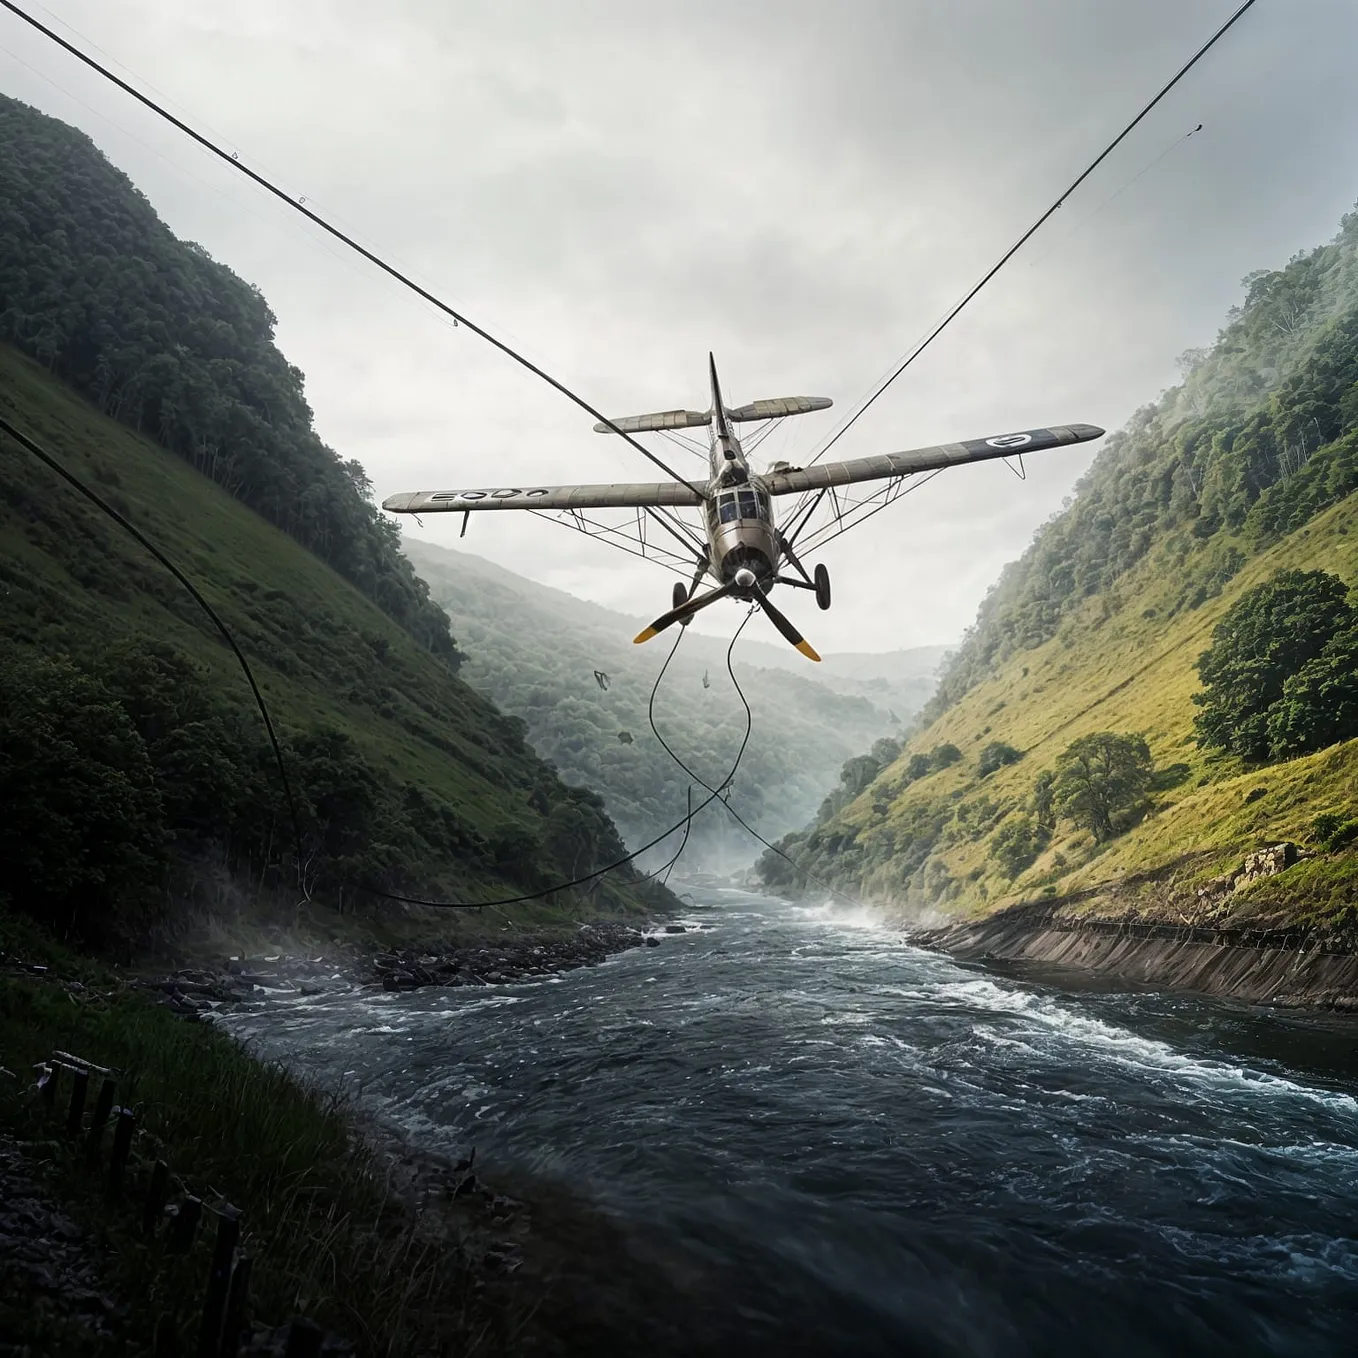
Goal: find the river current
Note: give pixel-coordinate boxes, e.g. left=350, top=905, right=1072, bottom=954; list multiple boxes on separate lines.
left=221, top=889, right=1358, bottom=1356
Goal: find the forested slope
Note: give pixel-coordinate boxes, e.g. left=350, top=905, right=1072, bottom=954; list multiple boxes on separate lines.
left=403, top=540, right=943, bottom=867
left=762, top=206, right=1358, bottom=931
left=0, top=343, right=664, bottom=938
left=0, top=92, right=457, bottom=662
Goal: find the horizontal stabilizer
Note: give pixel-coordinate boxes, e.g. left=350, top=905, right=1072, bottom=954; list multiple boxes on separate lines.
left=727, top=396, right=833, bottom=423
left=593, top=409, right=711, bottom=434
left=383, top=480, right=704, bottom=514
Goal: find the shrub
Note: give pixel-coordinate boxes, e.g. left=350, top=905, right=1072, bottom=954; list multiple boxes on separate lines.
left=977, top=741, right=1023, bottom=777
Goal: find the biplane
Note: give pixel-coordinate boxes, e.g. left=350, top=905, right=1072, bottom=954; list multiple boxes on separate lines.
left=383, top=356, right=1102, bottom=661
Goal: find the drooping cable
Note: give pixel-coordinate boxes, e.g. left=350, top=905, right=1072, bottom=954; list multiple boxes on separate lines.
left=0, top=408, right=738, bottom=910
left=373, top=614, right=755, bottom=906
left=645, top=607, right=866, bottom=906
left=0, top=0, right=707, bottom=500
left=0, top=411, right=306, bottom=881
left=803, top=0, right=1259, bottom=471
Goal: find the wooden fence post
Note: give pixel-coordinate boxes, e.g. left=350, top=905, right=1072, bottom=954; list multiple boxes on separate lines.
left=283, top=1319, right=323, bottom=1358
left=38, top=1061, right=59, bottom=1112
left=85, top=1077, right=116, bottom=1163
left=167, top=1196, right=203, bottom=1255
left=143, top=1159, right=171, bottom=1237
left=219, top=1254, right=252, bottom=1358
left=107, top=1107, right=136, bottom=1197
left=195, top=1206, right=241, bottom=1357
left=65, top=1066, right=89, bottom=1137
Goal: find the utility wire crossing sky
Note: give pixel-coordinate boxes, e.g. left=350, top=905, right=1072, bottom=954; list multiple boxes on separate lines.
left=2, top=0, right=1357, bottom=652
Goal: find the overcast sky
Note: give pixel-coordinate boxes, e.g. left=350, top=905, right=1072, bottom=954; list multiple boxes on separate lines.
left=4, top=0, right=1357, bottom=655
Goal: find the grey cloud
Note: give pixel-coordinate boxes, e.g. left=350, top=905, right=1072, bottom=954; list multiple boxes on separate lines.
left=3, top=0, right=1358, bottom=653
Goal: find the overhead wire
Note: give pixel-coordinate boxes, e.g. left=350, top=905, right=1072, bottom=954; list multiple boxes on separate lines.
left=360, top=614, right=756, bottom=907
left=645, top=609, right=869, bottom=907
left=0, top=0, right=707, bottom=501
left=0, top=408, right=740, bottom=910
left=0, top=411, right=306, bottom=881
left=802, top=0, right=1259, bottom=472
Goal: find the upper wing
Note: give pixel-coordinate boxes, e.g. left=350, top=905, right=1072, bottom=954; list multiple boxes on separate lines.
left=763, top=423, right=1103, bottom=496
left=383, top=480, right=705, bottom=514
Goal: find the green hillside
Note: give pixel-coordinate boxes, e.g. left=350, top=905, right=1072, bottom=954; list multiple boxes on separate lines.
left=402, top=540, right=942, bottom=867
left=762, top=207, right=1358, bottom=931
left=0, top=92, right=457, bottom=661
left=0, top=341, right=665, bottom=935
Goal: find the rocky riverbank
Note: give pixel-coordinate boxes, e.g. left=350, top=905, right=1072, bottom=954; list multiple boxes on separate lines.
left=132, top=920, right=664, bottom=1017
left=915, top=900, right=1358, bottom=1011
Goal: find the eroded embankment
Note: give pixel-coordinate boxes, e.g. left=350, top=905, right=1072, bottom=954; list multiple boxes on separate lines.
left=916, top=904, right=1358, bottom=1010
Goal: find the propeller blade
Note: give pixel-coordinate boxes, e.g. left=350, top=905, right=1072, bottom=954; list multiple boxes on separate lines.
left=756, top=591, right=821, bottom=661
left=634, top=580, right=738, bottom=643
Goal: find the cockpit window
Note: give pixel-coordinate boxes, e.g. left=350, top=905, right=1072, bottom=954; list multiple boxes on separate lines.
left=715, top=489, right=769, bottom=524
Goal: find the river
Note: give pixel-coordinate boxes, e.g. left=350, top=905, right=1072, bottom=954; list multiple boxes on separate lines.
left=220, top=889, right=1358, bottom=1356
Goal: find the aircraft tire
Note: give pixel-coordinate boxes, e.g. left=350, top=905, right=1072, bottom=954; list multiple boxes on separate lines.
left=814, top=563, right=831, bottom=611
left=672, top=581, right=688, bottom=610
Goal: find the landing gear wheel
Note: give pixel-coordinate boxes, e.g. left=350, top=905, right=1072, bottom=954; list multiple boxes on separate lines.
left=814, top=563, right=831, bottom=611
left=672, top=581, right=688, bottom=610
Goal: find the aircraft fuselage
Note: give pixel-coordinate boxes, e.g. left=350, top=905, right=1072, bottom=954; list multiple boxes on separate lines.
left=701, top=357, right=778, bottom=597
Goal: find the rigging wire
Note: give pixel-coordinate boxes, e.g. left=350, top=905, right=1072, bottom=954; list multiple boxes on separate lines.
left=1025, top=123, right=1205, bottom=269
left=0, top=0, right=707, bottom=501
left=802, top=0, right=1259, bottom=472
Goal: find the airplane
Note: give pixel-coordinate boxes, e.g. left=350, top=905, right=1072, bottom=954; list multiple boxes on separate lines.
left=382, top=356, right=1103, bottom=662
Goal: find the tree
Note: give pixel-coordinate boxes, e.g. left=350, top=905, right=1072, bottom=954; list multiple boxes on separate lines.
left=977, top=741, right=1023, bottom=777
left=1193, top=569, right=1356, bottom=759
left=929, top=743, right=962, bottom=770
left=0, top=652, right=165, bottom=936
left=1053, top=732, right=1154, bottom=842
left=1263, top=622, right=1358, bottom=756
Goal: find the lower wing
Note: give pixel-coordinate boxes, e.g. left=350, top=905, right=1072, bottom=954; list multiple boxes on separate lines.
left=763, top=423, right=1103, bottom=495
left=383, top=481, right=705, bottom=513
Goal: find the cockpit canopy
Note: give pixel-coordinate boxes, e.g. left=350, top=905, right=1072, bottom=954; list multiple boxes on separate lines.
left=711, top=487, right=771, bottom=525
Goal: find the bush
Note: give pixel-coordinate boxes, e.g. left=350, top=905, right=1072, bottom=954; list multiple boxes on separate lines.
left=990, top=814, right=1042, bottom=879
left=977, top=741, right=1023, bottom=777
left=0, top=651, right=165, bottom=937
left=929, top=742, right=962, bottom=770
left=1312, top=812, right=1358, bottom=852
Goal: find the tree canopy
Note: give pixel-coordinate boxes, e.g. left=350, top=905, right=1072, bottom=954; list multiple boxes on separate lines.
left=1052, top=732, right=1154, bottom=843
left=1192, top=569, right=1358, bottom=760
left=0, top=93, right=459, bottom=666
left=924, top=206, right=1358, bottom=720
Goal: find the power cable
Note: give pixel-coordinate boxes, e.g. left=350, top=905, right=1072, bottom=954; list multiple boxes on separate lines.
left=368, top=615, right=755, bottom=907
left=804, top=0, right=1259, bottom=471
left=0, top=409, right=737, bottom=910
left=0, top=411, right=306, bottom=882
left=0, top=0, right=707, bottom=501
left=645, top=608, right=868, bottom=907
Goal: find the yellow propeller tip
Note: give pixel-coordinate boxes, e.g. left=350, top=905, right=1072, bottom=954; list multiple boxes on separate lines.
left=796, top=640, right=821, bottom=662
left=634, top=627, right=659, bottom=644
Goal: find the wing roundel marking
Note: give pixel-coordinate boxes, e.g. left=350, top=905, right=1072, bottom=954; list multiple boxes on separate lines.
left=984, top=433, right=1032, bottom=449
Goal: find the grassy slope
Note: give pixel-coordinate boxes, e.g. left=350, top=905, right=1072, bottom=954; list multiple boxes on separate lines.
left=0, top=910, right=517, bottom=1356
left=0, top=342, right=654, bottom=925
left=814, top=492, right=1358, bottom=927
